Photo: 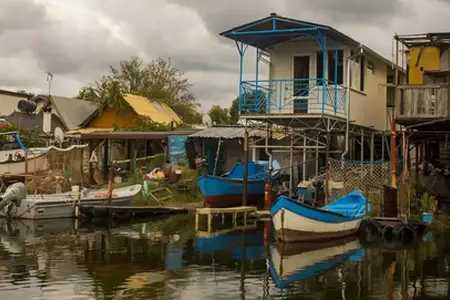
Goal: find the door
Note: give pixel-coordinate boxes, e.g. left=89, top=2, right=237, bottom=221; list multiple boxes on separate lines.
left=293, top=56, right=310, bottom=113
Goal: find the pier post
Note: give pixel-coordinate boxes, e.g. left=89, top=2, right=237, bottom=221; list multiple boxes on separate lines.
left=370, top=132, right=374, bottom=176
left=243, top=124, right=249, bottom=206
left=325, top=131, right=330, bottom=204
left=264, top=182, right=272, bottom=210
left=289, top=130, right=294, bottom=198
left=391, top=38, right=399, bottom=189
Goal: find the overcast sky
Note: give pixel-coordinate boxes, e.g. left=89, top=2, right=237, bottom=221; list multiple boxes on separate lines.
left=1, top=0, right=450, bottom=111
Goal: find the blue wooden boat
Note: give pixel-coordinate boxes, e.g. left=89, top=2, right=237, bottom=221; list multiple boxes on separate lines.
left=195, top=230, right=265, bottom=260
left=271, top=190, right=370, bottom=242
left=269, top=237, right=364, bottom=289
left=198, top=160, right=280, bottom=208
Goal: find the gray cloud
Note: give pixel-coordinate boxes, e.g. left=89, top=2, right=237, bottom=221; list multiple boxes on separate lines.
left=0, top=0, right=448, bottom=112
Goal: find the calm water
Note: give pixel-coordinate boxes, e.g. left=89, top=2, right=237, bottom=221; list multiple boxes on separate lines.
left=0, top=215, right=449, bottom=300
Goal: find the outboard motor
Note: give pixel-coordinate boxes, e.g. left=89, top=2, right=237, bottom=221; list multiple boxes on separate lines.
left=0, top=182, right=27, bottom=212
left=311, top=177, right=325, bottom=208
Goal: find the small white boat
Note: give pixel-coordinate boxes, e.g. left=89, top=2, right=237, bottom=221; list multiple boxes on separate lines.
left=0, top=132, right=48, bottom=175
left=270, top=190, right=370, bottom=242
left=0, top=184, right=142, bottom=220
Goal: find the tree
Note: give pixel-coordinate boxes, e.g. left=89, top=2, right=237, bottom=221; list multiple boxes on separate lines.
left=229, top=97, right=239, bottom=124
left=77, top=56, right=201, bottom=124
left=208, top=105, right=230, bottom=125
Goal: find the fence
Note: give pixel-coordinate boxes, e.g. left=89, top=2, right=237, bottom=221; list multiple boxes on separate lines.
left=113, top=153, right=166, bottom=177
left=328, top=158, right=391, bottom=216
left=26, top=145, right=87, bottom=194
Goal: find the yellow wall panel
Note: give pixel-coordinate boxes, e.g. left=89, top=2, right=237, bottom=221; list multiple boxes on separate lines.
left=408, top=46, right=440, bottom=84
left=90, top=108, right=138, bottom=128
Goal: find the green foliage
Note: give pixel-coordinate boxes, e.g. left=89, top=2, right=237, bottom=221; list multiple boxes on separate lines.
left=0, top=124, right=45, bottom=148
left=419, top=192, right=437, bottom=213
left=229, top=97, right=239, bottom=124
left=207, top=97, right=240, bottom=125
left=77, top=56, right=201, bottom=124
left=208, top=105, right=230, bottom=125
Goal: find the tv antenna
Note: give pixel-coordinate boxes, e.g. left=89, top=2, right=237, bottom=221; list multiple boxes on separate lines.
left=46, top=71, right=53, bottom=95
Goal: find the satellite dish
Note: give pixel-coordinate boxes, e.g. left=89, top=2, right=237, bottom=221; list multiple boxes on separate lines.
left=54, top=127, right=64, bottom=145
left=17, top=99, right=37, bottom=113
left=202, top=114, right=213, bottom=128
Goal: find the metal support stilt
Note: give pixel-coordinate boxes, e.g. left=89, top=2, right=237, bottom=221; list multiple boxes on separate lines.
left=370, top=132, right=375, bottom=176
left=289, top=130, right=294, bottom=198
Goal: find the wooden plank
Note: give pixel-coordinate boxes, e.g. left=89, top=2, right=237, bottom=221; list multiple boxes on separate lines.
left=196, top=206, right=257, bottom=215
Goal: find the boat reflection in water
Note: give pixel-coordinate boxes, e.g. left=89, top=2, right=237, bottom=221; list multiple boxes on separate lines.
left=270, top=237, right=365, bottom=289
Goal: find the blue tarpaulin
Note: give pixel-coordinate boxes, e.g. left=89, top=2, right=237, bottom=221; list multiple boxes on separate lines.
left=168, top=136, right=189, bottom=165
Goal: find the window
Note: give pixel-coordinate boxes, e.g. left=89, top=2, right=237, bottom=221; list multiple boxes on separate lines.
left=367, top=60, right=375, bottom=74
left=349, top=53, right=365, bottom=92
left=316, top=50, right=344, bottom=85
left=328, top=50, right=344, bottom=84
left=360, top=56, right=365, bottom=92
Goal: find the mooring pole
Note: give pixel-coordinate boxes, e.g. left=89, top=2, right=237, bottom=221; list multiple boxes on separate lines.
left=107, top=166, right=114, bottom=216
left=391, top=38, right=399, bottom=188
left=289, top=130, right=294, bottom=198
left=325, top=131, right=330, bottom=204
left=264, top=123, right=273, bottom=210
left=243, top=123, right=249, bottom=206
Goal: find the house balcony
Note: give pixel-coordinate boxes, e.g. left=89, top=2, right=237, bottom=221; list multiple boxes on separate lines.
left=239, top=78, right=347, bottom=118
left=396, top=84, right=450, bottom=125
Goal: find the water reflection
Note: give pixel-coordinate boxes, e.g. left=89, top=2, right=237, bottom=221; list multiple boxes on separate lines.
left=0, top=216, right=449, bottom=299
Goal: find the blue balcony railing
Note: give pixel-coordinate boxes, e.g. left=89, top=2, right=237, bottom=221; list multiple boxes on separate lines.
left=240, top=78, right=347, bottom=116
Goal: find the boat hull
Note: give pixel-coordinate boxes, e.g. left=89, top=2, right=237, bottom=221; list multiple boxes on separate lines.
left=0, top=184, right=142, bottom=220
left=198, top=176, right=271, bottom=208
left=271, top=194, right=366, bottom=242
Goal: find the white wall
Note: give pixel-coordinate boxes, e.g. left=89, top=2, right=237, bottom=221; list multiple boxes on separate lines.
left=267, top=42, right=390, bottom=131
left=0, top=93, right=25, bottom=116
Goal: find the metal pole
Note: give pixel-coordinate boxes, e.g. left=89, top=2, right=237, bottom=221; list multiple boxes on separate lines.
left=289, top=130, right=294, bottom=198
left=382, top=134, right=385, bottom=162
left=302, top=135, right=307, bottom=181
left=325, top=132, right=330, bottom=204
left=402, top=128, right=407, bottom=184
left=370, top=132, right=374, bottom=176
left=213, top=139, right=222, bottom=176
left=391, top=38, right=399, bottom=188
left=316, top=138, right=319, bottom=176
left=243, top=124, right=249, bottom=206
left=361, top=129, right=364, bottom=180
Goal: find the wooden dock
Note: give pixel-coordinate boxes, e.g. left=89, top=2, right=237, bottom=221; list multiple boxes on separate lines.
left=80, top=205, right=189, bottom=220
left=195, top=206, right=257, bottom=232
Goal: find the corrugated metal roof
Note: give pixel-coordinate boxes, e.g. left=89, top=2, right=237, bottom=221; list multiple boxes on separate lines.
left=66, top=127, right=114, bottom=135
left=189, top=126, right=286, bottom=140
left=51, top=96, right=99, bottom=130
left=122, top=94, right=182, bottom=125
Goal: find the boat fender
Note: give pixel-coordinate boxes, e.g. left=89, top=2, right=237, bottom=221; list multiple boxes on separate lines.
left=359, top=218, right=382, bottom=242
left=393, top=224, right=418, bottom=244
left=95, top=193, right=117, bottom=198
left=381, top=225, right=395, bottom=243
left=14, top=151, right=23, bottom=161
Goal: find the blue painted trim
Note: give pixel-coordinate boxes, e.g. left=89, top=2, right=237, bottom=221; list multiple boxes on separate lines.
left=270, top=190, right=369, bottom=223
left=14, top=132, right=27, bottom=152
left=270, top=196, right=362, bottom=223
left=318, top=31, right=327, bottom=113
left=235, top=40, right=248, bottom=113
